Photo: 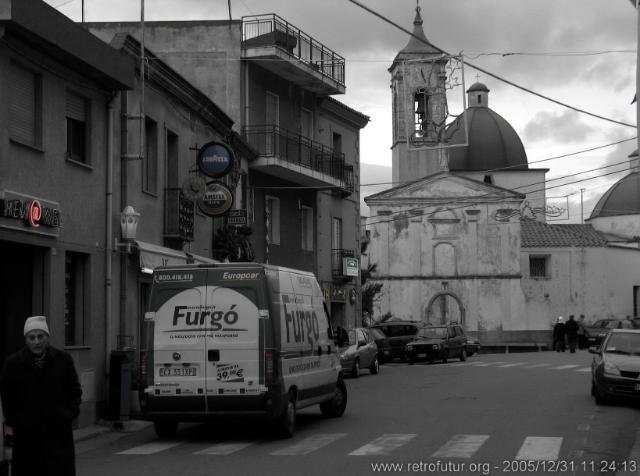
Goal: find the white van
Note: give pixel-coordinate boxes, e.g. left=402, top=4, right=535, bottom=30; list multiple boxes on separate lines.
left=139, top=263, right=347, bottom=438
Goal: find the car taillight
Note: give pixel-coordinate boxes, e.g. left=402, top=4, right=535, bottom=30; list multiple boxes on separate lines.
left=265, top=350, right=275, bottom=384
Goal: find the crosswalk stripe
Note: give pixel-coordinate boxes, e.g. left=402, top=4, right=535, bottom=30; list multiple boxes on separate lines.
left=550, top=365, right=579, bottom=370
left=523, top=363, right=551, bottom=368
left=271, top=433, right=348, bottom=455
left=349, top=434, right=416, bottom=456
left=118, top=441, right=182, bottom=455
left=432, top=434, right=490, bottom=458
left=194, top=442, right=254, bottom=455
left=576, top=367, right=591, bottom=372
left=497, top=363, right=524, bottom=368
left=515, top=437, right=563, bottom=461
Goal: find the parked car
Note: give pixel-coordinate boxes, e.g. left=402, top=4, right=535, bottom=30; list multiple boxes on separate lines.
left=369, top=320, right=421, bottom=362
left=368, top=327, right=393, bottom=364
left=466, top=336, right=481, bottom=356
left=584, top=318, right=634, bottom=348
left=404, top=323, right=468, bottom=364
left=338, top=328, right=380, bottom=378
left=589, top=329, right=640, bottom=405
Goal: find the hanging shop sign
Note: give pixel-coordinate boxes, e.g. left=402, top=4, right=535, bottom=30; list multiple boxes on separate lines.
left=342, top=257, right=359, bottom=277
left=197, top=141, right=235, bottom=178
left=0, top=191, right=61, bottom=236
left=331, top=286, right=346, bottom=303
left=197, top=182, right=234, bottom=217
left=225, top=209, right=248, bottom=226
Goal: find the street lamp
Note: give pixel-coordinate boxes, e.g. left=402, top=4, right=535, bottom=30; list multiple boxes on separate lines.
left=116, top=205, right=140, bottom=253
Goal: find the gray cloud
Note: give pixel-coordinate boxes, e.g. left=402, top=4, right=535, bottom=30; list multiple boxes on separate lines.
left=523, top=110, right=596, bottom=144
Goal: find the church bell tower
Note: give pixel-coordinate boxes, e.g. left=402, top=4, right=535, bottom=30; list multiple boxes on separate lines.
left=389, top=3, right=450, bottom=184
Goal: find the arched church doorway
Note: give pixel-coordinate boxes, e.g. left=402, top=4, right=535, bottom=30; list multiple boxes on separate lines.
left=425, top=292, right=465, bottom=326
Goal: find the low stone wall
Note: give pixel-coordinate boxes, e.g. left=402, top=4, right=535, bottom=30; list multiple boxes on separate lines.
left=468, top=330, right=553, bottom=347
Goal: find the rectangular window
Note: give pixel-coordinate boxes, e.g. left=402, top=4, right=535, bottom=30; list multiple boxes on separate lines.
left=66, top=90, right=89, bottom=163
left=332, top=132, right=342, bottom=155
left=301, top=205, right=313, bottom=251
left=301, top=108, right=312, bottom=139
left=10, top=62, right=42, bottom=147
left=144, top=117, right=158, bottom=194
left=266, top=195, right=280, bottom=245
left=529, top=255, right=548, bottom=278
left=65, top=251, right=87, bottom=346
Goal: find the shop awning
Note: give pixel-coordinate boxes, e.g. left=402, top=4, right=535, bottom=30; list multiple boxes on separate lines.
left=135, top=240, right=217, bottom=271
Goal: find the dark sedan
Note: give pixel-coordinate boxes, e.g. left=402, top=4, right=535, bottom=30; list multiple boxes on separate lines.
left=404, top=323, right=468, bottom=364
left=368, top=327, right=393, bottom=364
left=584, top=319, right=634, bottom=347
left=590, top=329, right=640, bottom=405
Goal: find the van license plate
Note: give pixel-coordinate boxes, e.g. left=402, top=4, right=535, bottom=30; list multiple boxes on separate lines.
left=159, top=367, right=196, bottom=377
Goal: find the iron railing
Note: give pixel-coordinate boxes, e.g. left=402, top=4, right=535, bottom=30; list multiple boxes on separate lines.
left=243, top=125, right=351, bottom=185
left=242, top=14, right=345, bottom=87
left=331, top=248, right=355, bottom=279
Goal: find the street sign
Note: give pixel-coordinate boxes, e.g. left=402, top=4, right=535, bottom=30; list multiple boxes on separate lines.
left=225, top=209, right=248, bottom=225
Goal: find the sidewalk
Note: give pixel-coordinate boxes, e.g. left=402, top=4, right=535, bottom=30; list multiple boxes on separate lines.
left=73, top=419, right=151, bottom=442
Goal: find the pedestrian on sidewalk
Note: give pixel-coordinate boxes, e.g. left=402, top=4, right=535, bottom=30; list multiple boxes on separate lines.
left=553, top=316, right=566, bottom=352
left=565, top=315, right=579, bottom=353
left=0, top=315, right=82, bottom=476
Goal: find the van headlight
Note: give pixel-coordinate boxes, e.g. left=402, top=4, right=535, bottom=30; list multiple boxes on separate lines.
left=432, top=344, right=439, bottom=350
left=406, top=345, right=413, bottom=351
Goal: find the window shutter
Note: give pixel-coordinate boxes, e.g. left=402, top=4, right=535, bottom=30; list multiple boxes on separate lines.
left=66, top=91, right=86, bottom=122
left=9, top=65, right=36, bottom=145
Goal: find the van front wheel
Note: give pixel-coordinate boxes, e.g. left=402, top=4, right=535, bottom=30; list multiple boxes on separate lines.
left=276, top=393, right=297, bottom=438
left=154, top=420, right=178, bottom=439
left=320, top=378, right=347, bottom=418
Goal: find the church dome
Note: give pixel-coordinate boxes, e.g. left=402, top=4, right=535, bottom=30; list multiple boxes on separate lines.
left=589, top=171, right=640, bottom=219
left=445, top=84, right=528, bottom=171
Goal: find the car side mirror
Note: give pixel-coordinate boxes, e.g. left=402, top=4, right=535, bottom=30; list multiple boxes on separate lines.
left=588, top=346, right=600, bottom=355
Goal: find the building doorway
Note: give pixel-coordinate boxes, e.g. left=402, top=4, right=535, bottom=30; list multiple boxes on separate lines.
left=425, top=292, right=465, bottom=326
left=0, top=241, right=46, bottom=362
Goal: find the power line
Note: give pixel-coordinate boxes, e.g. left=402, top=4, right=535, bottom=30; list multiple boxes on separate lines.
left=359, top=136, right=637, bottom=187
left=347, top=0, right=636, bottom=129
left=362, top=159, right=632, bottom=227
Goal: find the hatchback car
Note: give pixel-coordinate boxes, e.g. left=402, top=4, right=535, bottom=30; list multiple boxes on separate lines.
left=338, top=327, right=380, bottom=378
left=405, top=323, right=468, bottom=364
left=369, top=320, right=420, bottom=362
left=584, top=319, right=634, bottom=347
left=590, top=329, right=640, bottom=405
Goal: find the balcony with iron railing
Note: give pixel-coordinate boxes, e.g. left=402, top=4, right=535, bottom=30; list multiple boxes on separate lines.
left=243, top=124, right=353, bottom=194
left=242, top=14, right=346, bottom=95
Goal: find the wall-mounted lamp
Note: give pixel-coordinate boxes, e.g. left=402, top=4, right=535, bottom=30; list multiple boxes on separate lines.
left=115, top=205, right=140, bottom=253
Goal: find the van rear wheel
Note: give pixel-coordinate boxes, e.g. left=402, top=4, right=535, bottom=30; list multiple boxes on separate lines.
left=276, top=393, right=296, bottom=438
left=154, top=420, right=178, bottom=439
left=320, top=378, right=347, bottom=418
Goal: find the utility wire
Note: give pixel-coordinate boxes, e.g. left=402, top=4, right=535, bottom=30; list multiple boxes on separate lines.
left=347, top=0, right=636, bottom=129
left=360, top=136, right=637, bottom=187
left=362, top=159, right=633, bottom=227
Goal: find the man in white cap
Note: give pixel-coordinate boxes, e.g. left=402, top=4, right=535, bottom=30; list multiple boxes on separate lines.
left=0, top=315, right=82, bottom=476
left=552, top=316, right=567, bottom=352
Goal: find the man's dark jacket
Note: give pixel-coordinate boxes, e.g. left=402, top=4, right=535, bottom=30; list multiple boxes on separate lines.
left=565, top=319, right=579, bottom=337
left=0, top=346, right=82, bottom=476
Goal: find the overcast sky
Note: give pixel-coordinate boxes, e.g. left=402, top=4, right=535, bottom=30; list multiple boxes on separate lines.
left=48, top=0, right=637, bottom=221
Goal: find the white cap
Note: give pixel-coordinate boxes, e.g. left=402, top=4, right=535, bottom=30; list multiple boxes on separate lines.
left=557, top=316, right=564, bottom=322
left=24, top=315, right=50, bottom=336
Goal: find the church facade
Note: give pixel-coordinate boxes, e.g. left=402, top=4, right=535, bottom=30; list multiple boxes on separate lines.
left=365, top=5, right=640, bottom=343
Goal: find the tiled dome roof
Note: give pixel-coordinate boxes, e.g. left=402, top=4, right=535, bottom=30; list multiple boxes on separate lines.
left=445, top=106, right=528, bottom=171
left=589, top=172, right=640, bottom=219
